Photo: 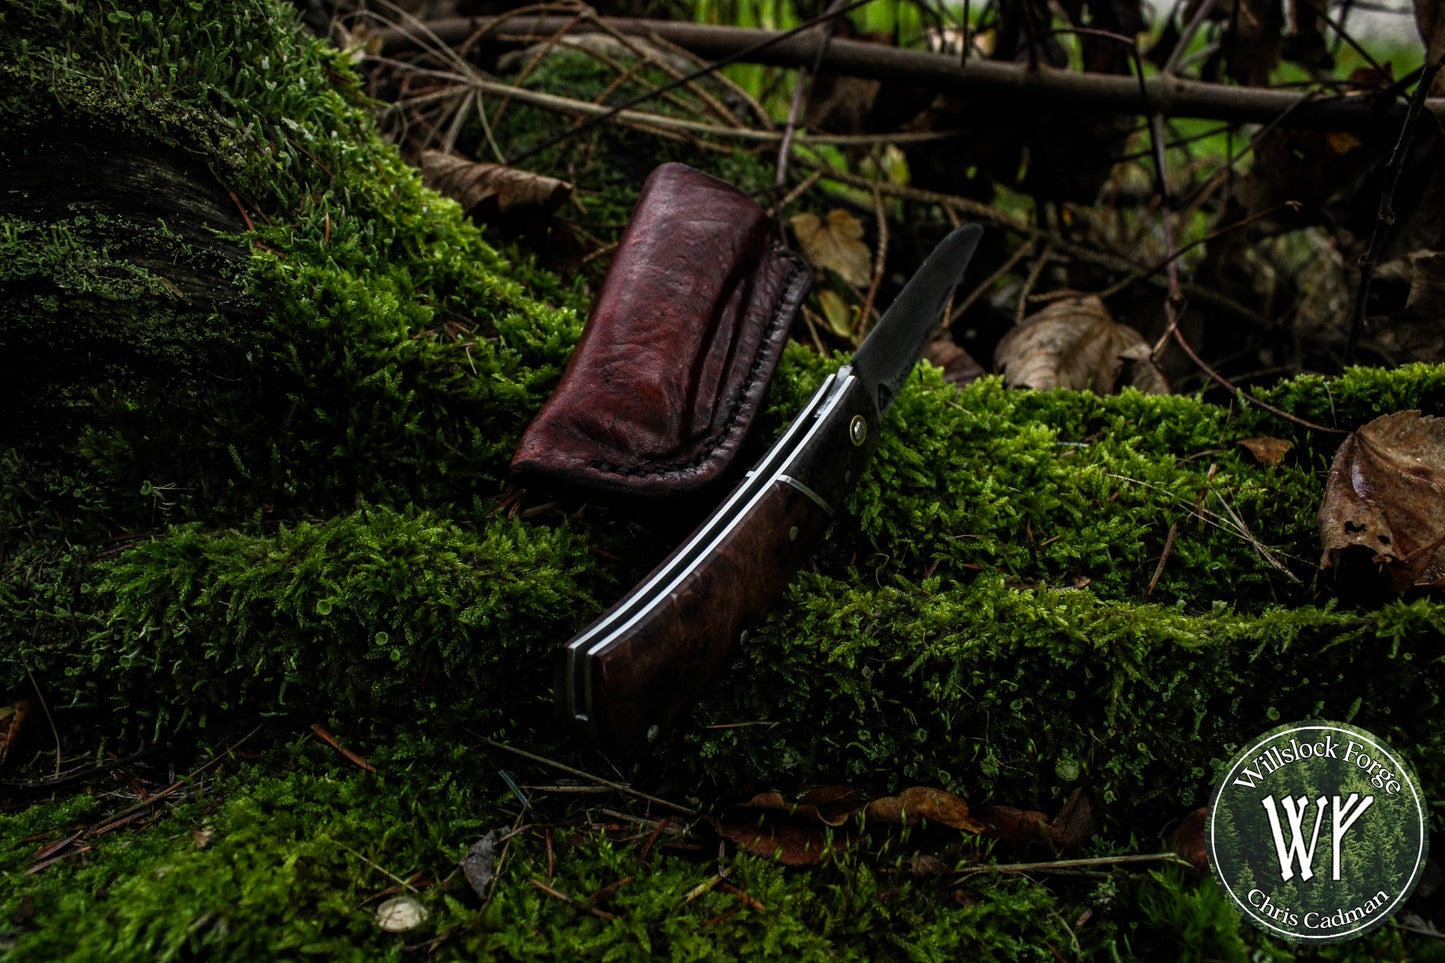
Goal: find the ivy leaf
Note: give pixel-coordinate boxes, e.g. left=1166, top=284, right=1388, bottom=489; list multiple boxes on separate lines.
left=995, top=296, right=1167, bottom=394
left=790, top=209, right=872, bottom=286
left=1318, top=410, right=1445, bottom=592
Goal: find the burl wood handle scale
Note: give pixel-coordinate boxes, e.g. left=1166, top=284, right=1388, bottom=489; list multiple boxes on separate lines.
left=558, top=368, right=878, bottom=755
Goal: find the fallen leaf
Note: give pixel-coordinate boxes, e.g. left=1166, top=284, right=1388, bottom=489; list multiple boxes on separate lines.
left=923, top=339, right=985, bottom=388
left=714, top=815, right=849, bottom=866
left=1318, top=411, right=1445, bottom=592
left=1049, top=787, right=1096, bottom=852
left=976, top=805, right=1051, bottom=849
left=1169, top=807, right=1209, bottom=873
left=1406, top=250, right=1445, bottom=324
left=790, top=209, right=871, bottom=286
left=376, top=896, right=428, bottom=933
left=420, top=151, right=572, bottom=220
left=977, top=789, right=1096, bottom=852
left=735, top=785, right=866, bottom=827
left=864, top=786, right=986, bottom=832
left=815, top=289, right=857, bottom=341
left=0, top=699, right=33, bottom=767
left=1325, top=131, right=1364, bottom=155
left=461, top=830, right=500, bottom=900
left=995, top=296, right=1168, bottom=394
left=1238, top=437, right=1294, bottom=468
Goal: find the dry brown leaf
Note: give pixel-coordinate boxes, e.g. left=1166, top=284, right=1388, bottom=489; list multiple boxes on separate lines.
left=790, top=210, right=872, bottom=286
left=864, top=786, right=986, bottom=832
left=0, top=699, right=32, bottom=767
left=1318, top=411, right=1445, bottom=592
left=977, top=789, right=1096, bottom=852
left=1238, top=437, right=1294, bottom=468
left=1406, top=251, right=1445, bottom=323
left=995, top=296, right=1168, bottom=394
left=976, top=805, right=1051, bottom=849
left=420, top=151, right=572, bottom=220
left=734, top=785, right=867, bottom=826
left=714, top=816, right=849, bottom=866
left=923, top=339, right=985, bottom=388
left=1169, top=807, right=1209, bottom=874
left=1049, top=787, right=1096, bottom=852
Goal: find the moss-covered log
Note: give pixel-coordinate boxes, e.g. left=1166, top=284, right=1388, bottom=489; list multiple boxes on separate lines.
left=4, top=2, right=1445, bottom=960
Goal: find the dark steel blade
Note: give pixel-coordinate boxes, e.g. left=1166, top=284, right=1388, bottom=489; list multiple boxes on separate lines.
left=850, top=224, right=982, bottom=416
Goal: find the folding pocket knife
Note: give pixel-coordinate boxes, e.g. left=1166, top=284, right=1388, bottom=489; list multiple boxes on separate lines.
left=558, top=224, right=983, bottom=754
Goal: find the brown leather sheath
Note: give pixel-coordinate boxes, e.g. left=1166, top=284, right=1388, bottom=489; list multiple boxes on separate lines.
left=511, top=163, right=809, bottom=496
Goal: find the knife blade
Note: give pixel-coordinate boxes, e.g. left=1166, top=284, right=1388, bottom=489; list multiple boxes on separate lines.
left=558, top=224, right=983, bottom=754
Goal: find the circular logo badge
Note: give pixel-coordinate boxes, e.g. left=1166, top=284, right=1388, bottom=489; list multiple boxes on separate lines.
left=1208, top=721, right=1428, bottom=943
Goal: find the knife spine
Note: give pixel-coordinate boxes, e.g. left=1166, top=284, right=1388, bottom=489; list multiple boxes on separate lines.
left=563, top=367, right=860, bottom=726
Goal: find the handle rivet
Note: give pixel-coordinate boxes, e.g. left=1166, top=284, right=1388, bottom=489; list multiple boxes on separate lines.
left=788, top=526, right=799, bottom=542
left=849, top=415, right=867, bottom=446
left=646, top=725, right=660, bottom=743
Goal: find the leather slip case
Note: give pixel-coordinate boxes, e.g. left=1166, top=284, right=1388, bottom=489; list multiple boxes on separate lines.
left=511, top=163, right=810, bottom=496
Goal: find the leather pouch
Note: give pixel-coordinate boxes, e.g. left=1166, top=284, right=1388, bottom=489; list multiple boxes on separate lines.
left=511, top=162, right=810, bottom=496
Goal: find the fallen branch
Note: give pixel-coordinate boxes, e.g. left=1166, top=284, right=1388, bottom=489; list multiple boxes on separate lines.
left=376, top=15, right=1439, bottom=131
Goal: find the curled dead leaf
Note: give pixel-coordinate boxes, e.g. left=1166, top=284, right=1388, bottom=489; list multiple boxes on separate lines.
left=995, top=296, right=1167, bottom=395
left=790, top=209, right=872, bottom=286
left=923, top=339, right=985, bottom=388
left=976, top=805, right=1051, bottom=849
left=1406, top=250, right=1445, bottom=324
left=1049, top=787, right=1096, bottom=852
left=1238, top=437, right=1294, bottom=468
left=1169, top=807, right=1209, bottom=874
left=735, top=785, right=866, bottom=827
left=977, top=788, right=1096, bottom=852
left=1318, top=411, right=1445, bottom=592
left=714, top=816, right=849, bottom=866
left=717, top=784, right=984, bottom=866
left=0, top=698, right=33, bottom=767
left=864, top=786, right=986, bottom=832
left=420, top=151, right=572, bottom=220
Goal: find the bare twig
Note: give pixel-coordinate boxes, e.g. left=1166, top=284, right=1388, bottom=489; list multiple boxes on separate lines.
left=858, top=184, right=889, bottom=334
left=530, top=878, right=617, bottom=920
left=960, top=852, right=1194, bottom=878
left=1346, top=55, right=1445, bottom=364
left=1145, top=521, right=1179, bottom=598
left=777, top=0, right=849, bottom=187
left=473, top=735, right=696, bottom=817
left=377, top=15, right=1442, bottom=130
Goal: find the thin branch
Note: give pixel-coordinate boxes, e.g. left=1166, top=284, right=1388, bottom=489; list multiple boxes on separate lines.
left=377, top=15, right=1441, bottom=130
left=473, top=735, right=696, bottom=817
left=1347, top=55, right=1445, bottom=364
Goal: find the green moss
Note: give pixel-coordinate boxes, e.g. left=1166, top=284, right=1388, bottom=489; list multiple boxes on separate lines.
left=5, top=1, right=1445, bottom=959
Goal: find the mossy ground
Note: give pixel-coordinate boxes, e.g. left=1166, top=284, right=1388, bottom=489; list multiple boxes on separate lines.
left=3, top=2, right=1445, bottom=959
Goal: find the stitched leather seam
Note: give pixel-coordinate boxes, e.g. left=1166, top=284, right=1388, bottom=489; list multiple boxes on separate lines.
left=587, top=246, right=807, bottom=481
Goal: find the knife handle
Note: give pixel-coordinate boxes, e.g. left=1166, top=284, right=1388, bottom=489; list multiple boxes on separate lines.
left=558, top=369, right=878, bottom=754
